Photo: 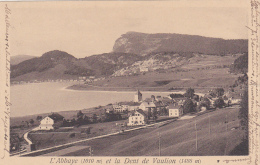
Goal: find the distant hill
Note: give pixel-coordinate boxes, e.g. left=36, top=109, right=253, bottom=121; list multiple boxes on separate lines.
left=10, top=55, right=36, bottom=65
left=11, top=32, right=248, bottom=82
left=113, top=32, right=248, bottom=56
left=10, top=50, right=142, bottom=81
left=11, top=50, right=93, bottom=80
left=83, top=52, right=144, bottom=76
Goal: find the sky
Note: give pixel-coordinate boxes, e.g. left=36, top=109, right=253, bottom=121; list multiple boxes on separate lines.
left=9, top=1, right=248, bottom=58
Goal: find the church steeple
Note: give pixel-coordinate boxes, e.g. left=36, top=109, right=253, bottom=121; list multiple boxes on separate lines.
left=134, top=89, right=142, bottom=102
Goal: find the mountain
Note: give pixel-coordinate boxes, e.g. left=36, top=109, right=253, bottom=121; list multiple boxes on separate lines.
left=113, top=32, right=248, bottom=56
left=11, top=32, right=248, bottom=82
left=11, top=50, right=93, bottom=80
left=10, top=55, right=36, bottom=65
left=83, top=52, right=144, bottom=76
left=10, top=50, right=142, bottom=81
left=113, top=52, right=194, bottom=76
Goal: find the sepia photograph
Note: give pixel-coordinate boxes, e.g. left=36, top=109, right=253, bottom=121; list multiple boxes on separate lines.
left=1, top=0, right=256, bottom=163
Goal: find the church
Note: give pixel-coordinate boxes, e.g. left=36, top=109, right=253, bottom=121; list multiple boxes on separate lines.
left=134, top=90, right=142, bottom=102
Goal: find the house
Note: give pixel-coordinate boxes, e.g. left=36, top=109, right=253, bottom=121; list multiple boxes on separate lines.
left=139, top=101, right=157, bottom=118
left=39, top=116, right=54, bottom=130
left=134, top=90, right=142, bottom=102
left=113, top=102, right=140, bottom=113
left=39, top=113, right=64, bottom=130
left=112, top=104, right=124, bottom=113
left=139, top=101, right=156, bottom=112
left=128, top=110, right=147, bottom=126
left=168, top=103, right=183, bottom=117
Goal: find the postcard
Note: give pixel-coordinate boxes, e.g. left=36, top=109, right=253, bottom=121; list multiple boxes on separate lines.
left=0, top=0, right=259, bottom=165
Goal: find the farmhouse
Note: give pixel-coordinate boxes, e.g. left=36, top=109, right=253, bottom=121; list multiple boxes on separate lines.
left=168, top=103, right=183, bottom=117
left=39, top=116, right=54, bottom=130
left=128, top=110, right=147, bottom=126
left=39, top=113, right=64, bottom=130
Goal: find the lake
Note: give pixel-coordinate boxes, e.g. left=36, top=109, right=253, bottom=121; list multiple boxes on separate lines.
left=11, top=82, right=175, bottom=117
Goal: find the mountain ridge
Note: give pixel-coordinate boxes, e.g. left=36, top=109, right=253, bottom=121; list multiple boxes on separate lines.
left=113, top=32, right=248, bottom=55
left=10, top=32, right=248, bottom=81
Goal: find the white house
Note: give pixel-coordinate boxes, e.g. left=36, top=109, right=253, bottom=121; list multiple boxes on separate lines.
left=39, top=116, right=54, bottom=130
left=39, top=113, right=64, bottom=130
left=168, top=103, right=183, bottom=117
left=112, top=104, right=124, bottom=113
left=128, top=110, right=147, bottom=126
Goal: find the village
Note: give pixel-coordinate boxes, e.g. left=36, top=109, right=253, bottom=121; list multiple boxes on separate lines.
left=10, top=85, right=242, bottom=155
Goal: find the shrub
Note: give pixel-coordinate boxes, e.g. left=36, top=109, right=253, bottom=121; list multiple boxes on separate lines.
left=214, top=98, right=225, bottom=108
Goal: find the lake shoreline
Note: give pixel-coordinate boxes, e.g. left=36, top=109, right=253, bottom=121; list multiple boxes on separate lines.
left=67, top=84, right=186, bottom=92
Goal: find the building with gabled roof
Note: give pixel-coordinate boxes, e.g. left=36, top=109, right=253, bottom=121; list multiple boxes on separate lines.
left=39, top=116, right=54, bottom=130
left=168, top=103, right=183, bottom=117
left=39, top=113, right=64, bottom=130
left=128, top=109, right=148, bottom=126
left=139, top=101, right=156, bottom=111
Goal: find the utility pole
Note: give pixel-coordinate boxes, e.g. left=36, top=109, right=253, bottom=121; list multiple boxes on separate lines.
left=195, top=120, right=198, bottom=151
left=89, top=146, right=93, bottom=156
left=158, top=132, right=161, bottom=156
left=224, top=113, right=228, bottom=155
left=208, top=113, right=211, bottom=135
left=225, top=114, right=228, bottom=132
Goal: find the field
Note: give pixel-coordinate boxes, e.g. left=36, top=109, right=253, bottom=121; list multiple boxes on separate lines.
left=32, top=105, right=247, bottom=156
left=69, top=55, right=243, bottom=93
left=26, top=115, right=174, bottom=151
left=70, top=68, right=242, bottom=93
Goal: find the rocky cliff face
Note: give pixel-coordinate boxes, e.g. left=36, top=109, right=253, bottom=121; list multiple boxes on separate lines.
left=113, top=32, right=248, bottom=56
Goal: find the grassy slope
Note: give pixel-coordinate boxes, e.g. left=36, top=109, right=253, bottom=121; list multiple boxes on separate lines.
left=70, top=55, right=242, bottom=93
left=56, top=105, right=246, bottom=156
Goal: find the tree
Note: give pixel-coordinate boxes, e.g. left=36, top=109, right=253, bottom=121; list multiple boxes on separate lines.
left=215, top=88, right=225, bottom=97
left=151, top=95, right=156, bottom=101
left=151, top=108, right=157, bottom=121
left=83, top=115, right=90, bottom=124
left=169, top=94, right=175, bottom=100
left=36, top=116, right=42, bottom=121
left=184, top=88, right=195, bottom=99
left=92, top=114, right=98, bottom=123
left=29, top=119, right=34, bottom=125
left=200, top=97, right=211, bottom=109
left=77, top=110, right=84, bottom=119
left=238, top=88, right=248, bottom=132
left=76, top=110, right=85, bottom=126
left=169, top=93, right=184, bottom=99
left=183, top=98, right=195, bottom=114
left=193, top=95, right=199, bottom=102
left=214, top=97, right=225, bottom=108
